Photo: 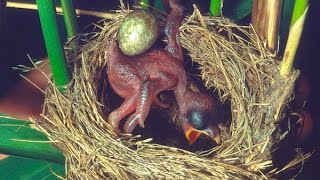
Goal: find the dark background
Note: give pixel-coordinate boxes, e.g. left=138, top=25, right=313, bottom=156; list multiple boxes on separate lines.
left=0, top=0, right=319, bottom=179
left=289, top=0, right=320, bottom=178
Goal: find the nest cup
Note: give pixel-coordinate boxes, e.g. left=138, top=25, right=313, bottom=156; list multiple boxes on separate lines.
left=33, top=4, right=309, bottom=179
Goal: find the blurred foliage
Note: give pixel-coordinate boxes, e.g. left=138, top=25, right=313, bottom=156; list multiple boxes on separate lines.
left=223, top=0, right=252, bottom=22
left=0, top=115, right=65, bottom=164
left=0, top=115, right=65, bottom=178
left=0, top=156, right=65, bottom=180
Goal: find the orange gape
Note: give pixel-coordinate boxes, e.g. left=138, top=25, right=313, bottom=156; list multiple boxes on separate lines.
left=107, top=0, right=221, bottom=144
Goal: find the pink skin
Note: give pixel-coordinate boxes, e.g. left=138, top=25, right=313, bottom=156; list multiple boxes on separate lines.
left=107, top=0, right=221, bottom=142
left=107, top=43, right=186, bottom=133
left=0, top=154, right=7, bottom=160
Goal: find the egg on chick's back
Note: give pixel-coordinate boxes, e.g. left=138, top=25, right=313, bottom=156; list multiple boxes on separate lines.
left=118, top=10, right=159, bottom=56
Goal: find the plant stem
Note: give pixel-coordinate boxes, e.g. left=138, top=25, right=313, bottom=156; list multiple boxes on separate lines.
left=36, top=0, right=70, bottom=92
left=252, top=0, right=283, bottom=53
left=7, top=2, right=116, bottom=19
left=60, top=0, right=78, bottom=39
left=290, top=0, right=308, bottom=28
left=0, top=115, right=65, bottom=164
left=210, top=0, right=222, bottom=16
left=280, top=1, right=309, bottom=78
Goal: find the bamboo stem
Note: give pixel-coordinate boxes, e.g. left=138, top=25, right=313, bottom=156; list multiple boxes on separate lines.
left=251, top=0, right=264, bottom=36
left=210, top=0, right=222, bottom=16
left=266, top=0, right=282, bottom=52
left=252, top=0, right=282, bottom=53
left=60, top=0, right=78, bottom=39
left=6, top=2, right=116, bottom=19
left=36, top=0, right=70, bottom=92
left=280, top=1, right=309, bottom=78
left=290, top=0, right=308, bottom=28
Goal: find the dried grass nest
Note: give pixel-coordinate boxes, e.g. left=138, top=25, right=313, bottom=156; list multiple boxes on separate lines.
left=34, top=4, right=311, bottom=179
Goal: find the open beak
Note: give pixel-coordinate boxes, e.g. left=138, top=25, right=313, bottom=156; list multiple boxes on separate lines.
left=211, top=134, right=221, bottom=144
left=185, top=127, right=202, bottom=145
left=184, top=124, right=221, bottom=145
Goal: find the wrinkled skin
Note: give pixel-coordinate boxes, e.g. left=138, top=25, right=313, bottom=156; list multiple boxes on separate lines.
left=107, top=0, right=220, bottom=144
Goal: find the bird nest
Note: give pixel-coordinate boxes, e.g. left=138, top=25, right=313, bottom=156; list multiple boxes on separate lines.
left=33, top=5, right=310, bottom=179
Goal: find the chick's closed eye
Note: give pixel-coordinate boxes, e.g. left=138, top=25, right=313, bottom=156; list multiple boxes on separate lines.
left=187, top=110, right=209, bottom=130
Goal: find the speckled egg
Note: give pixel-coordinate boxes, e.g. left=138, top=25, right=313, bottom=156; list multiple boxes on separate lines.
left=118, top=10, right=159, bottom=56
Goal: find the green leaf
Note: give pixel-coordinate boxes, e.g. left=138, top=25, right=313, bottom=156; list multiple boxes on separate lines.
left=0, top=115, right=65, bottom=164
left=0, top=156, right=65, bottom=179
left=210, top=0, right=222, bottom=16
left=223, top=0, right=252, bottom=22
left=139, top=0, right=150, bottom=9
left=290, top=0, right=308, bottom=28
left=154, top=0, right=165, bottom=12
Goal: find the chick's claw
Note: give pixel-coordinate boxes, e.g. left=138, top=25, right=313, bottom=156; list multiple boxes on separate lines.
left=123, top=114, right=144, bottom=134
left=107, top=113, right=119, bottom=131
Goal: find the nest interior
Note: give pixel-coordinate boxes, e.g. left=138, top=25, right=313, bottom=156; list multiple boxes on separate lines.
left=33, top=5, right=310, bottom=179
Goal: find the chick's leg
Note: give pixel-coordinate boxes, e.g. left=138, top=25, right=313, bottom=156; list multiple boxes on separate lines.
left=164, top=0, right=184, bottom=61
left=123, top=81, right=155, bottom=133
left=107, top=95, right=138, bottom=131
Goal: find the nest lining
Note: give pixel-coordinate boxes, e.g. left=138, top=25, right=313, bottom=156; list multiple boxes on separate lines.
left=33, top=5, right=310, bottom=179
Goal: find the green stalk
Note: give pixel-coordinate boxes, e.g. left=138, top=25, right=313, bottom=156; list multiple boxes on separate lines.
left=290, top=0, right=308, bottom=28
left=36, top=0, right=70, bottom=92
left=60, top=0, right=78, bottom=39
left=210, top=0, right=222, bottom=16
left=139, top=0, right=149, bottom=9
left=0, top=115, right=65, bottom=164
left=280, top=0, right=309, bottom=78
